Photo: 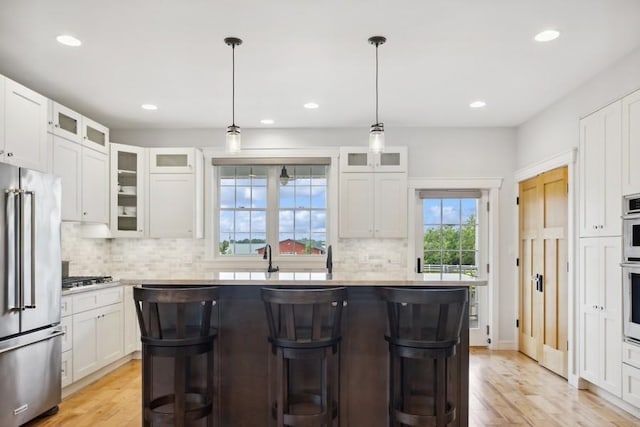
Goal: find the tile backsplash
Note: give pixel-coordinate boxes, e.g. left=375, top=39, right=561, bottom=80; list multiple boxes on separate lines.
left=61, top=223, right=409, bottom=279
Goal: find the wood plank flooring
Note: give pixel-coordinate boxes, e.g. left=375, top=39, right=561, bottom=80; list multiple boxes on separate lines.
left=26, top=349, right=640, bottom=426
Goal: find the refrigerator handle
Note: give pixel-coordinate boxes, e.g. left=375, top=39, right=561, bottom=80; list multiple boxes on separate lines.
left=5, top=189, right=19, bottom=311
left=24, top=190, right=36, bottom=309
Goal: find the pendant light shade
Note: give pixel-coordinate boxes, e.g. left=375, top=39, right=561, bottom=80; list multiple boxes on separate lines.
left=279, top=166, right=290, bottom=186
left=225, top=37, right=242, bottom=153
left=368, top=36, right=386, bottom=153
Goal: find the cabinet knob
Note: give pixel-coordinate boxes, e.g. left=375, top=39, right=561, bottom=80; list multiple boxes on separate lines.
left=48, top=120, right=53, bottom=125
left=7, top=152, right=13, bottom=157
left=83, top=212, right=87, bottom=216
left=55, top=124, right=59, bottom=128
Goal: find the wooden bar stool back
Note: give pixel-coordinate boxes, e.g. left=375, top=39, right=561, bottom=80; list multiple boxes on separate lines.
left=262, top=287, right=347, bottom=427
left=134, top=285, right=219, bottom=427
left=380, top=287, right=468, bottom=427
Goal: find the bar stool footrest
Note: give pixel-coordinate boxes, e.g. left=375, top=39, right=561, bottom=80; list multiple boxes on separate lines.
left=146, top=391, right=213, bottom=424
left=392, top=404, right=455, bottom=427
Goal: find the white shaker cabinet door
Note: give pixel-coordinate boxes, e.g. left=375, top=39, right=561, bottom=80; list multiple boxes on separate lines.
left=81, top=147, right=109, bottom=224
left=4, top=78, right=48, bottom=172
left=72, top=309, right=100, bottom=381
left=339, top=173, right=375, bottom=238
left=622, top=89, right=640, bottom=196
left=52, top=136, right=82, bottom=221
left=374, top=173, right=407, bottom=238
left=149, top=173, right=195, bottom=237
left=98, top=303, right=124, bottom=367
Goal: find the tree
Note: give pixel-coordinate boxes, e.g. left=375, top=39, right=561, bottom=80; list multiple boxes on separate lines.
left=219, top=240, right=230, bottom=254
left=423, top=215, right=477, bottom=268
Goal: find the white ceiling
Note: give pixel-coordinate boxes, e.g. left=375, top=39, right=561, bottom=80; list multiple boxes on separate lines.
left=1, top=0, right=639, bottom=130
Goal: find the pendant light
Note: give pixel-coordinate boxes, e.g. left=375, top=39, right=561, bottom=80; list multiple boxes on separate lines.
left=224, top=37, right=242, bottom=153
left=368, top=36, right=386, bottom=153
left=279, top=166, right=290, bottom=186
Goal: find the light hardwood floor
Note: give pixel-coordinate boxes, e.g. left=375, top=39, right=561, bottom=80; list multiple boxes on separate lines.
left=26, top=349, right=640, bottom=426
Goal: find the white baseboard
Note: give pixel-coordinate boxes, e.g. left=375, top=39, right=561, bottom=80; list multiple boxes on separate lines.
left=62, top=352, right=139, bottom=399
left=588, top=383, right=640, bottom=419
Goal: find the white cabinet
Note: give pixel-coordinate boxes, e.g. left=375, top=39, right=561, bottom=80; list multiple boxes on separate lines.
left=623, top=341, right=640, bottom=408
left=3, top=77, right=48, bottom=172
left=123, top=286, right=141, bottom=354
left=49, top=101, right=82, bottom=144
left=82, top=147, right=109, bottom=223
left=339, top=146, right=407, bottom=173
left=61, top=350, right=73, bottom=388
left=149, top=173, right=196, bottom=238
left=148, top=148, right=203, bottom=238
left=148, top=147, right=195, bottom=173
left=111, top=143, right=145, bottom=237
left=82, top=116, right=109, bottom=154
left=52, top=135, right=82, bottom=221
left=71, top=286, right=124, bottom=382
left=339, top=146, right=407, bottom=238
left=579, top=101, right=622, bottom=237
left=579, top=237, right=622, bottom=397
left=622, top=89, right=640, bottom=196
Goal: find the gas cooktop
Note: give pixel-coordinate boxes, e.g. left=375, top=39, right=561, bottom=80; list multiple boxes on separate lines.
left=62, top=276, right=113, bottom=289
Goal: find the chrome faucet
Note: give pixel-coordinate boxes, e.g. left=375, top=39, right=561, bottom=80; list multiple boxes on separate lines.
left=326, top=245, right=333, bottom=274
left=263, top=244, right=279, bottom=273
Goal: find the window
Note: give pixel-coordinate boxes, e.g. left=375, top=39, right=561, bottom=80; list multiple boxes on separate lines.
left=422, top=196, right=479, bottom=280
left=215, top=163, right=328, bottom=260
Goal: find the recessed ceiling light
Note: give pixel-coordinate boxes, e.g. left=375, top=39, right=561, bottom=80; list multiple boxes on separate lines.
left=56, top=35, right=82, bottom=47
left=141, top=104, right=158, bottom=110
left=534, top=30, right=560, bottom=42
left=469, top=100, right=486, bottom=109
left=260, top=119, right=275, bottom=125
left=304, top=102, right=319, bottom=109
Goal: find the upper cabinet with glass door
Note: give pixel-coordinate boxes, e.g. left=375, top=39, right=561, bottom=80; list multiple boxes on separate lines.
left=148, top=147, right=195, bottom=173
left=110, top=143, right=145, bottom=237
left=339, top=146, right=407, bottom=173
left=82, top=116, right=109, bottom=154
left=49, top=101, right=82, bottom=144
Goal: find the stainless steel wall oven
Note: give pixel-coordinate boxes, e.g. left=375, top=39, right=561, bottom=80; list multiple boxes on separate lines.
left=623, top=194, right=640, bottom=343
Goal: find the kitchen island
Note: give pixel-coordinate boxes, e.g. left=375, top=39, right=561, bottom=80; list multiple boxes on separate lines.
left=133, top=274, right=485, bottom=427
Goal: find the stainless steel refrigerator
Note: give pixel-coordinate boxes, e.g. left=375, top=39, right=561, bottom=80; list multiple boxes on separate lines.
left=0, top=164, right=63, bottom=426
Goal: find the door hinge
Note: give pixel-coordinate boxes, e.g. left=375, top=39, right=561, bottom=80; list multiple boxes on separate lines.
left=486, top=264, right=490, bottom=274
left=486, top=201, right=490, bottom=212
left=516, top=319, right=519, bottom=328
left=516, top=196, right=520, bottom=205
left=516, top=258, right=520, bottom=267
left=567, top=261, right=569, bottom=273
left=486, top=325, right=490, bottom=335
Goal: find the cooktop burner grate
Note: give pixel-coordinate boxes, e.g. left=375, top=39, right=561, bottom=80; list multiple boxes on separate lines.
left=62, top=276, right=113, bottom=289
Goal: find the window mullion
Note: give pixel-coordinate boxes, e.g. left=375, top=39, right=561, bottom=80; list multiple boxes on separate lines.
left=267, top=166, right=279, bottom=255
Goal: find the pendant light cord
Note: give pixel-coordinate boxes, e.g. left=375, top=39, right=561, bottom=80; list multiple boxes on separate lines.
left=232, top=44, right=236, bottom=127
left=375, top=42, right=379, bottom=125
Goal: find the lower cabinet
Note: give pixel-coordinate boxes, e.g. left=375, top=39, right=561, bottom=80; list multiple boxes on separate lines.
left=623, top=341, right=640, bottom=407
left=62, top=285, right=133, bottom=388
left=123, top=285, right=141, bottom=354
left=579, top=237, right=622, bottom=397
left=72, top=302, right=124, bottom=381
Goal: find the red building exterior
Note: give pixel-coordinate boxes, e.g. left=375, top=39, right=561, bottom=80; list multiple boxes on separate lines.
left=257, top=239, right=324, bottom=255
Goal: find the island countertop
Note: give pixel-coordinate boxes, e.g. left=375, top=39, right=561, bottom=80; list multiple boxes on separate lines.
left=117, top=271, right=487, bottom=287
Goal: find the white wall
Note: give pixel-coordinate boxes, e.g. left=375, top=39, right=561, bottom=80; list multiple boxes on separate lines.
left=517, top=46, right=640, bottom=167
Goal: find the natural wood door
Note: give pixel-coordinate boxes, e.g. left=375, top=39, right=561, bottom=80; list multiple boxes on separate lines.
left=519, top=166, right=568, bottom=378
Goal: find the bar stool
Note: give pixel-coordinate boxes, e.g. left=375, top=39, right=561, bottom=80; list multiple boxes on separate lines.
left=380, top=287, right=468, bottom=427
left=133, top=285, right=219, bottom=427
left=262, top=287, right=347, bottom=427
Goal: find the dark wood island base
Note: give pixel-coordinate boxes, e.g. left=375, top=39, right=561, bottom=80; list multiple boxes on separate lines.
left=142, top=285, right=469, bottom=427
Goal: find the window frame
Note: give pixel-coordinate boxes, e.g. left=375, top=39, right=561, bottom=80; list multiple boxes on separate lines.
left=205, top=149, right=339, bottom=271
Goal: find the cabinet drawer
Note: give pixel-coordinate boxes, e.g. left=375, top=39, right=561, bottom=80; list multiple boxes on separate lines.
left=61, top=296, right=73, bottom=317
left=72, top=286, right=123, bottom=314
left=60, top=316, right=73, bottom=353
left=61, top=350, right=73, bottom=388
left=623, top=341, right=640, bottom=369
left=622, top=363, right=640, bottom=408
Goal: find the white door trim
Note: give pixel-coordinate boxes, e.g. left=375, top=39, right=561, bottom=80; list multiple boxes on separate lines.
left=407, top=177, right=503, bottom=349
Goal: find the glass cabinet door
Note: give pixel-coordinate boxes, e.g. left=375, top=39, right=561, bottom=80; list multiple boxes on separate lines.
left=111, top=143, right=144, bottom=237
left=148, top=147, right=194, bottom=173
left=82, top=117, right=109, bottom=154
left=51, top=102, right=82, bottom=143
